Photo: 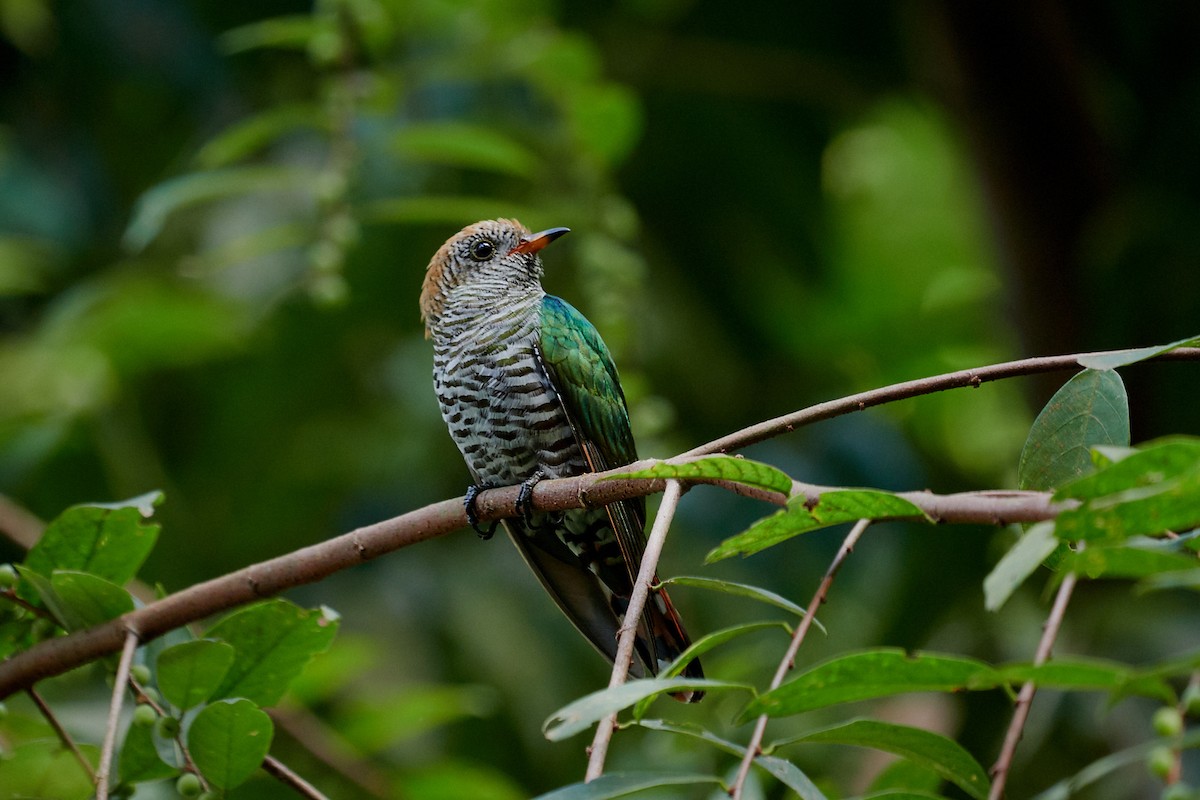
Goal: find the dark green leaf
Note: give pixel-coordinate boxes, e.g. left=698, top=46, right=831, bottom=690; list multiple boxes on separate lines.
left=984, top=522, right=1058, bottom=611
left=188, top=698, right=273, bottom=789
left=744, top=649, right=1001, bottom=719
left=23, top=494, right=161, bottom=585
left=119, top=717, right=179, bottom=783
left=543, top=678, right=752, bottom=741
left=157, top=640, right=237, bottom=711
left=998, top=659, right=1172, bottom=701
left=48, top=570, right=134, bottom=631
left=608, top=456, right=793, bottom=495
left=1076, top=335, right=1200, bottom=371
left=708, top=490, right=926, bottom=562
left=206, top=599, right=339, bottom=706
left=780, top=719, right=989, bottom=799
left=867, top=758, right=946, bottom=795
left=1055, top=468, right=1200, bottom=543
left=1058, top=546, right=1197, bottom=581
left=659, top=576, right=818, bottom=619
left=532, top=772, right=722, bottom=799
left=1018, top=369, right=1129, bottom=491
left=1055, top=438, right=1200, bottom=502
left=633, top=622, right=790, bottom=718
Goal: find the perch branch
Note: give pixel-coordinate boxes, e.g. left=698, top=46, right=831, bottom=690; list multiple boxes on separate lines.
left=729, top=519, right=872, bottom=799
left=585, top=479, right=685, bottom=781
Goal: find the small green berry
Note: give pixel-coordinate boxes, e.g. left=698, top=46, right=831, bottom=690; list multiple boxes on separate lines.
left=1148, top=745, right=1175, bottom=780
left=132, top=704, right=158, bottom=728
left=0, top=564, right=17, bottom=588
left=130, top=664, right=152, bottom=685
left=1154, top=707, right=1185, bottom=738
left=140, top=686, right=161, bottom=706
left=176, top=772, right=203, bottom=797
left=155, top=715, right=181, bottom=739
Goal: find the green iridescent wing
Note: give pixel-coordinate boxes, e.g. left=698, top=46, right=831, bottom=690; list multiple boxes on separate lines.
left=537, top=295, right=639, bottom=471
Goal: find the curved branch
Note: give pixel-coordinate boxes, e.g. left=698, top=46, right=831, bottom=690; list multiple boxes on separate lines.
left=1, top=345, right=1193, bottom=698
left=686, top=347, right=1200, bottom=457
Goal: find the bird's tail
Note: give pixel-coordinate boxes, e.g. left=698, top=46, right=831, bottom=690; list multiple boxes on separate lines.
left=644, top=580, right=705, bottom=702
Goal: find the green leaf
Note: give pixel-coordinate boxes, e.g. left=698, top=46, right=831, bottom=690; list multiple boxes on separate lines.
left=0, top=740, right=99, bottom=800
left=124, top=166, right=315, bottom=251
left=755, top=755, right=829, bottom=800
left=157, top=640, right=237, bottom=711
left=23, top=493, right=161, bottom=585
left=867, top=758, right=945, bottom=795
left=708, top=490, right=926, bottom=562
left=1055, top=470, right=1200, bottom=544
left=1031, top=730, right=1200, bottom=800
left=48, top=570, right=135, bottom=631
left=532, top=772, right=722, bottom=799
left=206, top=600, right=339, bottom=706
left=1018, top=369, right=1129, bottom=491
left=1076, top=335, right=1200, bottom=371
left=633, top=622, right=789, bottom=718
left=1058, top=545, right=1198, bottom=581
left=659, top=575, right=818, bottom=619
left=984, top=522, right=1059, bottom=611
left=631, top=718, right=827, bottom=797
left=607, top=456, right=793, bottom=495
left=119, top=717, right=179, bottom=783
left=196, top=104, right=326, bottom=169
left=393, top=123, right=539, bottom=177
left=998, top=659, right=1172, bottom=701
left=187, top=698, right=274, bottom=790
left=543, top=678, right=752, bottom=741
left=743, top=649, right=1001, bottom=719
left=1139, top=567, right=1200, bottom=593
left=1055, top=438, right=1200, bottom=501
left=780, top=719, right=989, bottom=799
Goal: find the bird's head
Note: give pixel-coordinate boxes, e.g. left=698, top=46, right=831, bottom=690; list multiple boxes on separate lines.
left=420, top=218, right=569, bottom=337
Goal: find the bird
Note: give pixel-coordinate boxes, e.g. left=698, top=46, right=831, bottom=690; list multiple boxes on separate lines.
left=420, top=218, right=703, bottom=699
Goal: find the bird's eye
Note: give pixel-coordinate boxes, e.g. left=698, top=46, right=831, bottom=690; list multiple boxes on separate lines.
left=468, top=239, right=495, bottom=261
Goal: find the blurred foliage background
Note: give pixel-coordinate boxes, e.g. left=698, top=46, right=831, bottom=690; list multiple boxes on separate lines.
left=1, top=0, right=1198, bottom=797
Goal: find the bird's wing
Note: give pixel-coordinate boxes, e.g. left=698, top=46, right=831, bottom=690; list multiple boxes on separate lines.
left=536, top=295, right=646, bottom=560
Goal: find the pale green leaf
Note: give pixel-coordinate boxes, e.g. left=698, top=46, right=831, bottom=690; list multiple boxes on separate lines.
left=983, top=522, right=1058, bottom=611
left=543, top=678, right=752, bottom=741
left=609, top=455, right=793, bottom=495
left=1076, top=335, right=1200, bottom=371
left=187, top=698, right=273, bottom=790
left=157, top=640, right=237, bottom=711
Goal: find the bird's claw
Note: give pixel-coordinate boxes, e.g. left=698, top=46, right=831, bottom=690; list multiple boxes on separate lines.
left=515, top=470, right=545, bottom=525
left=464, top=484, right=499, bottom=540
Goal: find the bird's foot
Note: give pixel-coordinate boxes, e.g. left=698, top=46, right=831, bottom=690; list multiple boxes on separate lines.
left=515, top=470, right=546, bottom=525
left=464, top=483, right=499, bottom=540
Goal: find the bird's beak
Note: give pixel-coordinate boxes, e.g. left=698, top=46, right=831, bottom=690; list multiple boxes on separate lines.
left=510, top=227, right=570, bottom=256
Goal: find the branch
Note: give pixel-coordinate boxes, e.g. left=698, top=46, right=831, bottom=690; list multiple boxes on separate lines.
left=585, top=479, right=685, bottom=780
left=263, top=755, right=331, bottom=800
left=2, top=345, right=1193, bottom=699
left=96, top=631, right=138, bottom=800
left=987, top=570, right=1078, bottom=799
left=686, top=347, right=1200, bottom=457
left=729, top=519, right=871, bottom=799
left=26, top=687, right=95, bottom=782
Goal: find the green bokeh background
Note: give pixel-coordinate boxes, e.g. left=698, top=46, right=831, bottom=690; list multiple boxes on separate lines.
left=1, top=0, right=1198, bottom=797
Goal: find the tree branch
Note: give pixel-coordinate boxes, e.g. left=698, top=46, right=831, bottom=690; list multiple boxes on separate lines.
left=1, top=345, right=1193, bottom=699
left=96, top=631, right=138, bottom=800
left=585, top=479, right=685, bottom=781
left=26, top=687, right=95, bottom=782
left=729, top=519, right=872, bottom=799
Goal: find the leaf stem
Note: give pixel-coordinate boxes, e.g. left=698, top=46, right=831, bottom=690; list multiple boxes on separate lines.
left=730, top=518, right=871, bottom=799
left=263, top=754, right=332, bottom=800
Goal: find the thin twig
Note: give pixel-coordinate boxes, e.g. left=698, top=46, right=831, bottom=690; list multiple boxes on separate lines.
left=585, top=479, right=685, bottom=781
left=730, top=519, right=871, bottom=799
left=25, top=687, right=95, bottom=781
left=96, top=631, right=139, bottom=800
left=2, top=588, right=59, bottom=622
left=129, top=676, right=210, bottom=793
left=987, top=571, right=1078, bottom=800
left=263, top=754, right=331, bottom=800
left=270, top=705, right=390, bottom=798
